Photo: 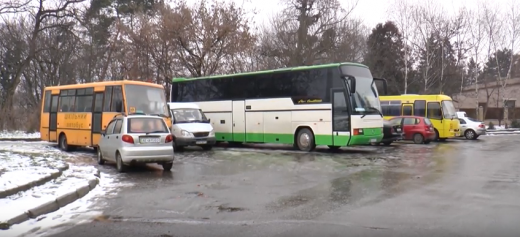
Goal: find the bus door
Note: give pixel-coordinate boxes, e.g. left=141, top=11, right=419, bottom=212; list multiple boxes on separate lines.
left=331, top=88, right=351, bottom=146
left=91, top=92, right=104, bottom=146
left=49, top=94, right=59, bottom=142
left=232, top=100, right=246, bottom=142
left=401, top=103, right=413, bottom=116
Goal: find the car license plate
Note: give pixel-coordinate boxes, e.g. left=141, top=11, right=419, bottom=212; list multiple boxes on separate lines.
left=140, top=137, right=160, bottom=143
left=396, top=128, right=401, bottom=132
left=370, top=138, right=377, bottom=143
left=196, top=140, right=207, bottom=144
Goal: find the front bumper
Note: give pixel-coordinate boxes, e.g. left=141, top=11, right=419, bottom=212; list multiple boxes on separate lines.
left=120, top=146, right=174, bottom=164
left=176, top=136, right=217, bottom=146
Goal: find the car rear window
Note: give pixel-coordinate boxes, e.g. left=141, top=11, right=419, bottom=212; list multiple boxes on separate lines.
left=423, top=118, right=433, bottom=125
left=127, top=118, right=168, bottom=133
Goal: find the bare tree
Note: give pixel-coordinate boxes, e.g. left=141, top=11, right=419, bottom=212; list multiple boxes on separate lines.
left=388, top=0, right=414, bottom=93
left=0, top=0, right=85, bottom=130
left=467, top=5, right=487, bottom=118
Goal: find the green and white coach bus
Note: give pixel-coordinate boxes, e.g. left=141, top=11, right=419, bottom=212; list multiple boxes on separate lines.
left=170, top=62, right=388, bottom=151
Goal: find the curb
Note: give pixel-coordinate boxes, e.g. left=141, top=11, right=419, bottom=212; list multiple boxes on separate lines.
left=0, top=138, right=41, bottom=142
left=0, top=163, right=70, bottom=199
left=0, top=177, right=100, bottom=230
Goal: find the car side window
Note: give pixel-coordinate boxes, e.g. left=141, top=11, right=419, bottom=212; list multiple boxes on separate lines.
left=403, top=118, right=415, bottom=125
left=113, top=120, right=123, bottom=134
left=105, top=120, right=117, bottom=135
left=389, top=118, right=401, bottom=126
left=459, top=119, right=466, bottom=124
left=415, top=118, right=421, bottom=124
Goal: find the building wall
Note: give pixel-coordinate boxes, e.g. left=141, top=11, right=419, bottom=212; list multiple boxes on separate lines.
left=452, top=78, right=520, bottom=121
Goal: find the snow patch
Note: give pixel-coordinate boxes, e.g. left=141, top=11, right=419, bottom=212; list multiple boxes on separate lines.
left=0, top=130, right=40, bottom=139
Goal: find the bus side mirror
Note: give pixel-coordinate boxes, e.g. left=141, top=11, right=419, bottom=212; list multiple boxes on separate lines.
left=207, top=118, right=211, bottom=123
left=349, top=77, right=356, bottom=94
left=373, top=77, right=388, bottom=95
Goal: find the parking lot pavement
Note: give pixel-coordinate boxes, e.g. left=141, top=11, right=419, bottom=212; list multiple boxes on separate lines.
left=12, top=134, right=520, bottom=237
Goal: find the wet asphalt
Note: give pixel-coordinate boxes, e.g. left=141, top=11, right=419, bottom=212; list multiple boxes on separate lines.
left=44, top=135, right=520, bottom=237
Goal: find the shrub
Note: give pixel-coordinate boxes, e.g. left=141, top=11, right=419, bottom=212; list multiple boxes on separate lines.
left=488, top=121, right=495, bottom=129
left=511, top=119, right=520, bottom=129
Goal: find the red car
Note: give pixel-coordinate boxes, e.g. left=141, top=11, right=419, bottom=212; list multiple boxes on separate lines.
left=387, top=116, right=436, bottom=144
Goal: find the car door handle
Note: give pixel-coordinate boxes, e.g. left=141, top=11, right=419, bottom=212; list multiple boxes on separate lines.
left=116, top=136, right=119, bottom=139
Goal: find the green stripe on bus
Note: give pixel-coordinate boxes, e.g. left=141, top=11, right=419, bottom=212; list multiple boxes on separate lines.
left=214, top=128, right=382, bottom=147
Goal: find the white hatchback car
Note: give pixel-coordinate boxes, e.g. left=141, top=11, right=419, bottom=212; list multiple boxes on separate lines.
left=97, top=114, right=174, bottom=172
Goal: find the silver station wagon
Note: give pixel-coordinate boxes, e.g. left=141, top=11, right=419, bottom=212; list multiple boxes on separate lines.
left=97, top=114, right=175, bottom=172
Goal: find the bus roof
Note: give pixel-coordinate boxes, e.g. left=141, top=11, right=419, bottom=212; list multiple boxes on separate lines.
left=172, top=62, right=368, bottom=82
left=43, top=80, right=164, bottom=91
left=380, top=94, right=453, bottom=101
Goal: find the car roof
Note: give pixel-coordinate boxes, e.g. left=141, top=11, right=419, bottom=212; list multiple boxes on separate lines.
left=113, top=114, right=165, bottom=120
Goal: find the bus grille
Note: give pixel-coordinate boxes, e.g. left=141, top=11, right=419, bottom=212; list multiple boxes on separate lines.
left=193, top=132, right=209, bottom=137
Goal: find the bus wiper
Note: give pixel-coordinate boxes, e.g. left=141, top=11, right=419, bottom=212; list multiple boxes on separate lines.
left=361, top=107, right=383, bottom=118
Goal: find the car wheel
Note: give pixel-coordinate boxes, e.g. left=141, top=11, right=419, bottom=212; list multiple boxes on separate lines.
left=413, top=133, right=425, bottom=144
left=59, top=133, right=70, bottom=151
left=97, top=147, right=105, bottom=165
left=116, top=152, right=127, bottom=173
left=201, top=145, right=213, bottom=151
left=464, top=130, right=476, bottom=140
left=162, top=162, right=173, bottom=171
left=295, top=128, right=316, bottom=152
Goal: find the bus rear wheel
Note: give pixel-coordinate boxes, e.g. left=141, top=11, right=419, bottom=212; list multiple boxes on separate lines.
left=59, top=133, right=71, bottom=151
left=295, top=128, right=316, bottom=152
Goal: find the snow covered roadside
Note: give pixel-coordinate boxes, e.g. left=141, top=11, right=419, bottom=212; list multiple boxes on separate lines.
left=0, top=146, right=101, bottom=231
left=0, top=131, right=40, bottom=140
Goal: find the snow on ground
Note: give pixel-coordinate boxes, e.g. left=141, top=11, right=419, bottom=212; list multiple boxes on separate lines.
left=0, top=151, right=68, bottom=193
left=0, top=130, right=40, bottom=139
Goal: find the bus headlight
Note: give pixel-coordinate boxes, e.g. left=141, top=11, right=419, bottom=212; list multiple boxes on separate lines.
left=181, top=130, right=194, bottom=137
left=209, top=129, right=215, bottom=137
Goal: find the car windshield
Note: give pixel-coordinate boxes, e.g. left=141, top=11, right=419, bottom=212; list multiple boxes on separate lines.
left=340, top=65, right=381, bottom=116
left=424, top=118, right=433, bottom=125
left=172, top=108, right=207, bottom=123
left=127, top=118, right=168, bottom=133
left=125, top=85, right=169, bottom=117
left=441, top=100, right=457, bottom=119
left=389, top=118, right=401, bottom=126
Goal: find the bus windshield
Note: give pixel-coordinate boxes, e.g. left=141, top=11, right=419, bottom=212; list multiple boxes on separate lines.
left=442, top=100, right=457, bottom=119
left=125, top=85, right=169, bottom=117
left=340, top=66, right=381, bottom=116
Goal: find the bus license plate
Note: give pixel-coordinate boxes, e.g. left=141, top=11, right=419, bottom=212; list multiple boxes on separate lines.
left=370, top=138, right=377, bottom=143
left=196, top=140, right=207, bottom=144
left=140, top=137, right=160, bottom=143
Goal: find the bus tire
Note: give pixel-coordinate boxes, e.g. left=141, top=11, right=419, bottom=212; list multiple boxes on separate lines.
left=58, top=133, right=71, bottom=151
left=295, top=128, right=316, bottom=152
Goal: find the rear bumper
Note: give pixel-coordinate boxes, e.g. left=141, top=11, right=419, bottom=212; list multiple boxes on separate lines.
left=381, top=133, right=403, bottom=143
left=475, top=128, right=487, bottom=136
left=120, top=146, right=174, bottom=164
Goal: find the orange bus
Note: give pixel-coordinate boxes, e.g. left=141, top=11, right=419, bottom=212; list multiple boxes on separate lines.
left=40, top=80, right=170, bottom=151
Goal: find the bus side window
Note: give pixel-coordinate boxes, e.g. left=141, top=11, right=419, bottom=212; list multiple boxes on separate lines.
left=103, top=86, right=113, bottom=112
left=43, top=91, right=51, bottom=113
left=427, top=102, right=442, bottom=119
left=111, top=86, right=123, bottom=112
left=414, top=100, right=426, bottom=117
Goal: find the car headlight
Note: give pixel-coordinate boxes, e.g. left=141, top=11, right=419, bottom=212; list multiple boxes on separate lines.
left=209, top=129, right=215, bottom=137
left=181, top=130, right=194, bottom=137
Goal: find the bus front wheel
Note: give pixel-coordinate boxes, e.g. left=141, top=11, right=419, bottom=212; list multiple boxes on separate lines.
left=295, top=128, right=316, bottom=152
